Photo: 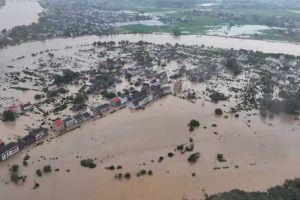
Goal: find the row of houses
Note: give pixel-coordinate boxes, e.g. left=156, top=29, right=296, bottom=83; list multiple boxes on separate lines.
left=0, top=128, right=48, bottom=162
left=7, top=102, right=34, bottom=116
left=52, top=103, right=110, bottom=132
left=128, top=86, right=172, bottom=109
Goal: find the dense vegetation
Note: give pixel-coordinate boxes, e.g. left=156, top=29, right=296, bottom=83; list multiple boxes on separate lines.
left=205, top=178, right=300, bottom=200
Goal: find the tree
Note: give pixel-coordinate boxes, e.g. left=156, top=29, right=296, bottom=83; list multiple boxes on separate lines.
left=10, top=173, right=19, bottom=183
left=188, top=153, right=201, bottom=163
left=43, top=165, right=52, bottom=173
left=23, top=160, right=28, bottom=166
left=3, top=110, right=15, bottom=121
left=226, top=58, right=241, bottom=75
left=59, top=88, right=68, bottom=94
left=34, top=94, right=42, bottom=99
left=172, top=29, right=181, bottom=36
left=216, top=154, right=226, bottom=162
left=11, top=164, right=19, bottom=172
left=1, top=29, right=7, bottom=35
left=148, top=170, right=153, bottom=176
left=74, top=93, right=85, bottom=104
left=124, top=172, right=131, bottom=179
left=36, top=169, right=43, bottom=177
left=215, top=108, right=223, bottom=115
left=188, top=120, right=200, bottom=127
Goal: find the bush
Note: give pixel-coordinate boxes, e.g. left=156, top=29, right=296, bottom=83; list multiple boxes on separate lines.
left=177, top=144, right=184, bottom=150
left=148, top=170, right=153, bottom=176
left=33, top=182, right=40, bottom=190
left=117, top=165, right=122, bottom=169
left=11, top=164, right=19, bottom=172
left=43, top=165, right=52, bottom=173
left=106, top=165, right=115, bottom=170
left=59, top=88, right=68, bottom=94
left=168, top=152, right=174, bottom=157
left=118, top=173, right=123, bottom=179
left=81, top=159, right=97, bottom=168
left=217, top=154, right=226, bottom=162
left=215, top=108, right=223, bottom=115
left=185, top=144, right=194, bottom=152
left=137, top=172, right=141, bottom=177
left=23, top=160, right=28, bottom=167
left=10, top=173, right=19, bottom=183
left=140, top=170, right=146, bottom=175
left=124, top=172, right=131, bottom=179
left=188, top=120, right=200, bottom=127
left=23, top=155, right=30, bottom=161
left=188, top=153, right=201, bottom=163
left=34, top=94, right=42, bottom=100
left=189, top=126, right=194, bottom=132
left=36, top=169, right=43, bottom=177
left=158, top=156, right=164, bottom=162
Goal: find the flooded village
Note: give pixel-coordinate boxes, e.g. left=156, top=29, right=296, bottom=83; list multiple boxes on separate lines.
left=1, top=0, right=300, bottom=200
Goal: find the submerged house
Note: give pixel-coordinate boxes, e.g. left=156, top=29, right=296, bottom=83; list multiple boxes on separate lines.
left=73, top=114, right=84, bottom=124
left=0, top=142, right=19, bottom=162
left=18, top=135, right=35, bottom=149
left=20, top=102, right=33, bottom=112
left=110, top=97, right=121, bottom=107
left=29, top=128, right=48, bottom=140
left=82, top=112, right=91, bottom=121
left=97, top=103, right=110, bottom=113
left=53, top=119, right=65, bottom=132
left=63, top=117, right=75, bottom=128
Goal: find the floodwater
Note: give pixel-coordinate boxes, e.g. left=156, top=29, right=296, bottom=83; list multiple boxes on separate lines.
left=0, top=2, right=43, bottom=31
left=0, top=7, right=300, bottom=200
left=114, top=19, right=165, bottom=27
left=197, top=3, right=219, bottom=7
left=206, top=25, right=282, bottom=37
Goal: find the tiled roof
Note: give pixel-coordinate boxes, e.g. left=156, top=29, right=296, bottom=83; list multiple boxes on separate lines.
left=53, top=119, right=63, bottom=125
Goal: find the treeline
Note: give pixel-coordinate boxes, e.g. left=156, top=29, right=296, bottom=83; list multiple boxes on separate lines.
left=205, top=178, right=300, bottom=200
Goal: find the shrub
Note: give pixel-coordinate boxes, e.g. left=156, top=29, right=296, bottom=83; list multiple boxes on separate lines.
left=43, top=165, right=52, bottom=173
left=117, top=165, right=122, bottom=169
left=106, top=165, right=115, bottom=170
left=215, top=108, right=223, bottom=115
left=189, top=126, right=194, bottom=132
left=23, top=160, right=28, bottom=167
left=23, top=155, right=30, bottom=161
left=148, top=170, right=153, bottom=176
left=185, top=144, right=194, bottom=152
left=11, top=164, right=19, bottom=172
left=81, top=159, right=97, bottom=168
left=217, top=154, right=227, bottom=162
left=177, top=144, right=184, bottom=150
left=188, top=120, right=200, bottom=127
left=36, top=169, right=43, bottom=177
left=124, top=172, right=131, bottom=179
left=235, top=114, right=239, bottom=118
left=33, top=182, right=40, bottom=190
left=34, top=94, right=42, bottom=100
left=192, top=172, right=196, bottom=177
left=158, top=156, right=164, bottom=162
left=188, top=153, right=201, bottom=163
left=137, top=172, right=141, bottom=177
left=118, top=173, right=123, bottom=179
left=10, top=173, right=19, bottom=183
left=140, top=170, right=146, bottom=175
left=168, top=152, right=174, bottom=157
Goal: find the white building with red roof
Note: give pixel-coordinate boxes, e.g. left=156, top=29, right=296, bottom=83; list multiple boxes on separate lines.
left=7, top=105, right=20, bottom=115
left=53, top=119, right=65, bottom=132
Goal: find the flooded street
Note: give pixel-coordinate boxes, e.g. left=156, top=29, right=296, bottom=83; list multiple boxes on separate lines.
left=0, top=2, right=43, bottom=31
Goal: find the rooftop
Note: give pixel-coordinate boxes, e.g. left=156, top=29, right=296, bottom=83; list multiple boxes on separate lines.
left=8, top=105, right=18, bottom=110
left=111, top=97, right=121, bottom=102
left=53, top=119, right=63, bottom=125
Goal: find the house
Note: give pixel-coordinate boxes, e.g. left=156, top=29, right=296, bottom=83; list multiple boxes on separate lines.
left=82, top=112, right=91, bottom=121
left=63, top=117, right=75, bottom=128
left=161, top=86, right=172, bottom=94
left=29, top=128, right=48, bottom=140
left=0, top=140, right=4, bottom=149
left=8, top=105, right=20, bottom=115
left=18, top=135, right=35, bottom=149
left=20, top=102, right=33, bottom=112
left=173, top=81, right=183, bottom=92
left=53, top=119, right=65, bottom=132
left=86, top=106, right=99, bottom=116
left=107, top=85, right=116, bottom=94
left=71, top=103, right=87, bottom=111
left=151, top=82, right=161, bottom=91
left=0, top=142, right=19, bottom=162
left=110, top=97, right=121, bottom=107
left=131, top=90, right=147, bottom=99
left=128, top=95, right=149, bottom=109
left=119, top=96, right=128, bottom=104
left=80, top=74, right=87, bottom=79
left=73, top=114, right=84, bottom=124
left=47, top=84, right=57, bottom=91
left=97, top=103, right=110, bottom=113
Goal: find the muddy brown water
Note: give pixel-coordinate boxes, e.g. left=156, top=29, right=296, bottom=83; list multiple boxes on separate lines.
left=0, top=95, right=299, bottom=200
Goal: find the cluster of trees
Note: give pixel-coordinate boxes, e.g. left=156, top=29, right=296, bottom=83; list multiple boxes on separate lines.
left=54, top=69, right=79, bottom=84
left=188, top=119, right=200, bottom=132
left=80, top=159, right=97, bottom=169
left=205, top=178, right=300, bottom=200
left=74, top=93, right=85, bottom=104
left=226, top=58, right=241, bottom=75
left=209, top=92, right=229, bottom=103
left=3, top=110, right=15, bottom=121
